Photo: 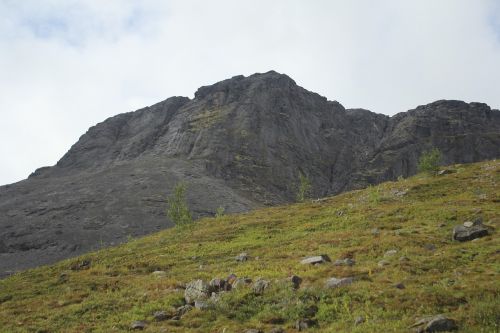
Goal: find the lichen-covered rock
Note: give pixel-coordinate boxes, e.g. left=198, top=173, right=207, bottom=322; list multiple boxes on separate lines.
left=184, top=280, right=211, bottom=304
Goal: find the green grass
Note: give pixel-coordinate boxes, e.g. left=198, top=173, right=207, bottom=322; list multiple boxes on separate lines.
left=0, top=161, right=499, bottom=332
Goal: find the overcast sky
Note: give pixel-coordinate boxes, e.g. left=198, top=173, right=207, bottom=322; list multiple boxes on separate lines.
left=1, top=0, right=500, bottom=186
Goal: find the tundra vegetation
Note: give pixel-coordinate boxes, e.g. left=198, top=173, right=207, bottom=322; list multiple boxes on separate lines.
left=0, top=161, right=498, bottom=332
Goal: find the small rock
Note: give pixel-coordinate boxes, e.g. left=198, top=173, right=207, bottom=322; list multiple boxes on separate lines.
left=70, top=259, right=91, bottom=271
left=269, top=328, right=285, bottom=333
left=236, top=252, right=249, bottom=262
left=131, top=321, right=146, bottom=330
left=412, top=315, right=458, bottom=332
left=325, top=277, right=354, bottom=288
left=354, top=316, right=365, bottom=325
left=153, top=311, right=169, bottom=321
left=184, top=279, right=211, bottom=304
left=175, top=304, right=193, bottom=317
left=424, top=315, right=458, bottom=332
left=288, top=275, right=302, bottom=289
left=295, top=318, right=317, bottom=331
left=378, top=260, right=390, bottom=267
left=232, top=277, right=252, bottom=289
left=394, top=282, right=405, bottom=289
left=399, top=256, right=410, bottom=262
left=452, top=225, right=488, bottom=242
left=300, top=255, right=331, bottom=265
left=371, top=228, right=380, bottom=235
left=210, top=277, right=230, bottom=292
left=463, top=221, right=474, bottom=228
left=253, top=279, right=270, bottom=295
left=384, top=249, right=398, bottom=257
left=151, top=270, right=167, bottom=278
left=333, top=258, right=355, bottom=266
left=243, top=329, right=263, bottom=333
left=437, top=169, right=456, bottom=176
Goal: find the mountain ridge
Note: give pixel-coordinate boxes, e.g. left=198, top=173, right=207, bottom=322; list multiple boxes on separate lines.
left=1, top=71, right=500, bottom=277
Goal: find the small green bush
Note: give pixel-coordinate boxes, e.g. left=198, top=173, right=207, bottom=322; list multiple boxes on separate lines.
left=296, top=172, right=312, bottom=202
left=418, top=148, right=442, bottom=175
left=166, top=182, right=192, bottom=226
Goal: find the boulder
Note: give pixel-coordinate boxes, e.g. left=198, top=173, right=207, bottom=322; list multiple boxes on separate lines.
left=253, top=279, right=270, bottom=295
left=184, top=279, right=211, bottom=304
left=412, top=315, right=458, bottom=332
left=300, top=255, right=331, bottom=265
left=130, top=321, right=146, bottom=330
left=452, top=225, right=488, bottom=242
left=325, top=277, right=354, bottom=289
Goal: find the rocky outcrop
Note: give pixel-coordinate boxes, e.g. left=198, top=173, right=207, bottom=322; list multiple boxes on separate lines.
left=1, top=71, right=500, bottom=277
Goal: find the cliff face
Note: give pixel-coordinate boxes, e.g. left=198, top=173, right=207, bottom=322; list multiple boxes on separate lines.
left=1, top=71, right=499, bottom=277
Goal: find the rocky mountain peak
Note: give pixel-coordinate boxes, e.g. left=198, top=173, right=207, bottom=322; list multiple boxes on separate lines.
left=1, top=72, right=499, bottom=278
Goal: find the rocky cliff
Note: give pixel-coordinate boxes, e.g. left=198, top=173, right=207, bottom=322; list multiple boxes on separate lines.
left=1, top=71, right=499, bottom=277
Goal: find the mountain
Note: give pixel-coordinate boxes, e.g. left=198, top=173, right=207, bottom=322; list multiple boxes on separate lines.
left=0, top=161, right=498, bottom=332
left=1, top=71, right=500, bottom=277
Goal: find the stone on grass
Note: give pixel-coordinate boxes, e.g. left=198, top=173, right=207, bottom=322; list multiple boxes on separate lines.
left=325, top=277, right=354, bottom=289
left=333, top=258, right=355, bottom=266
left=452, top=225, right=488, bottom=242
left=354, top=316, right=365, bottom=325
left=437, top=169, right=456, bottom=176
left=253, top=279, right=270, bottom=295
left=176, top=304, right=193, bottom=317
left=295, top=318, right=317, bottom=331
left=184, top=279, right=211, bottom=304
left=288, top=275, right=302, bottom=289
left=269, top=328, right=285, bottom=333
left=300, top=255, right=331, bottom=265
left=151, top=270, right=167, bottom=278
left=378, top=260, right=390, bottom=267
left=153, top=311, right=169, bottom=321
left=394, top=282, right=405, bottom=289
left=236, top=252, right=249, bottom=262
left=412, top=315, right=458, bottom=332
left=210, top=277, right=230, bottom=291
left=384, top=249, right=398, bottom=257
left=131, top=321, right=146, bottom=330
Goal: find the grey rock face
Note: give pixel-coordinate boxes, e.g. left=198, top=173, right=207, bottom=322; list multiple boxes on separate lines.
left=1, top=71, right=500, bottom=277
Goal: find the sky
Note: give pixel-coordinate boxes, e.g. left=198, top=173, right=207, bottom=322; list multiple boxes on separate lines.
left=1, top=0, right=500, bottom=186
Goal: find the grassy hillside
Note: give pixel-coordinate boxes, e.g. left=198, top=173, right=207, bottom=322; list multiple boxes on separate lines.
left=0, top=161, right=499, bottom=333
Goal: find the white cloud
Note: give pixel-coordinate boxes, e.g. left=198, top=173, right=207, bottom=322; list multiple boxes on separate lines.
left=0, top=0, right=499, bottom=185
